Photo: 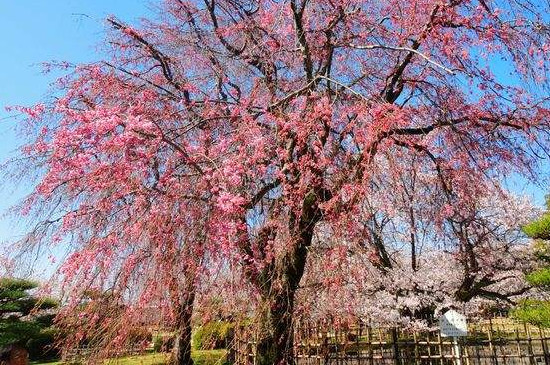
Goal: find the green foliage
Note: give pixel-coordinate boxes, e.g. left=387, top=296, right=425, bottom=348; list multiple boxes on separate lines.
left=0, top=319, right=42, bottom=347
left=531, top=240, right=550, bottom=263
left=526, top=267, right=550, bottom=287
left=26, top=328, right=61, bottom=361
left=510, top=299, right=550, bottom=328
left=192, top=322, right=234, bottom=351
left=153, top=335, right=162, bottom=353
left=0, top=277, right=37, bottom=292
left=523, top=196, right=550, bottom=241
left=513, top=199, right=550, bottom=328
left=1, top=278, right=38, bottom=315
left=523, top=213, right=550, bottom=241
left=0, top=277, right=59, bottom=358
left=0, top=278, right=58, bottom=316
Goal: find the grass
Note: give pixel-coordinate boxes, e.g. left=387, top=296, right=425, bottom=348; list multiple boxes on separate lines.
left=105, top=353, right=168, bottom=365
left=32, top=350, right=228, bottom=365
left=192, top=350, right=228, bottom=365
left=31, top=360, right=62, bottom=365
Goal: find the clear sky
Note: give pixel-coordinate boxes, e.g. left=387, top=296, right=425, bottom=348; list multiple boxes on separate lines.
left=0, top=1, right=151, bottom=275
left=0, top=1, right=548, bottom=278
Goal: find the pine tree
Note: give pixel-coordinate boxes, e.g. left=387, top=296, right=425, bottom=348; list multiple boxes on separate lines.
left=0, top=278, right=58, bottom=353
left=512, top=197, right=550, bottom=327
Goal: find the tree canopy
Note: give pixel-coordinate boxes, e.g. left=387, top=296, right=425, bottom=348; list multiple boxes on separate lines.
left=10, top=0, right=550, bottom=363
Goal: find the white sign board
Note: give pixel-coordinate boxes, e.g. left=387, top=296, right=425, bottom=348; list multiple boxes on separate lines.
left=439, top=309, right=468, bottom=337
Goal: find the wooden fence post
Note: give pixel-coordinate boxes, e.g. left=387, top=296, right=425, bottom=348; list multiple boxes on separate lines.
left=367, top=325, right=373, bottom=365
left=356, top=320, right=361, bottom=365
left=427, top=330, right=433, bottom=363
left=453, top=336, right=462, bottom=365
left=413, top=330, right=419, bottom=365
left=488, top=318, right=499, bottom=365
left=523, top=322, right=534, bottom=365
left=538, top=327, right=549, bottom=365
left=437, top=332, right=444, bottom=365
left=284, top=316, right=550, bottom=364
left=391, top=327, right=400, bottom=365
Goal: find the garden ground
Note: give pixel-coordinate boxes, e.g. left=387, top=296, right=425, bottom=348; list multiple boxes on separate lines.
left=32, top=350, right=228, bottom=365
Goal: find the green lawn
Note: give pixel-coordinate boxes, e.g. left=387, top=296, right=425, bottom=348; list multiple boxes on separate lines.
left=32, top=350, right=228, bottom=365
left=190, top=350, right=228, bottom=365
left=105, top=353, right=168, bottom=365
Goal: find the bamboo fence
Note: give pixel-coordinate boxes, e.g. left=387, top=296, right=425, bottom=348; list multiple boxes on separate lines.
left=233, top=317, right=550, bottom=365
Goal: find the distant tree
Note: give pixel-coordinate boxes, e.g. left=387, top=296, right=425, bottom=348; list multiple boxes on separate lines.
left=0, top=278, right=58, bottom=358
left=298, top=187, right=537, bottom=324
left=511, top=197, right=550, bottom=327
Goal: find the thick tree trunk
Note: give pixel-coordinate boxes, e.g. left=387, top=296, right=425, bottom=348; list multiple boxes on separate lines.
left=171, top=295, right=195, bottom=365
left=256, top=282, right=297, bottom=365
left=254, top=190, right=326, bottom=365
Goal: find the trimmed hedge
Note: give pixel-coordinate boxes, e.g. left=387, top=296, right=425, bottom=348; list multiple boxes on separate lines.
left=192, top=322, right=234, bottom=350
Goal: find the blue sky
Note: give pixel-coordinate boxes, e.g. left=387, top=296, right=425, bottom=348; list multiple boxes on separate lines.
left=0, top=1, right=151, bottom=274
left=0, top=1, right=548, bottom=277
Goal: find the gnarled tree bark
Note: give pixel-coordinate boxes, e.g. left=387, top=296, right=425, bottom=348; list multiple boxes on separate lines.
left=253, top=189, right=328, bottom=364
